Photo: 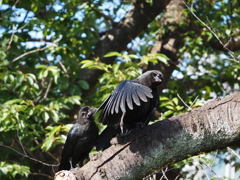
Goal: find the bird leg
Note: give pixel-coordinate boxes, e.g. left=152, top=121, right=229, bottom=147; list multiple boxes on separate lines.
left=69, top=157, right=73, bottom=169
left=143, top=107, right=156, bottom=126
left=120, top=112, right=125, bottom=135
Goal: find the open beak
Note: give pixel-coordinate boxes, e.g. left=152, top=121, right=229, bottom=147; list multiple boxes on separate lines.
left=154, top=75, right=162, bottom=83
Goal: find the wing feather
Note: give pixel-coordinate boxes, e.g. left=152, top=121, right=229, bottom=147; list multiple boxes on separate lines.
left=98, top=80, right=153, bottom=124
left=136, top=88, right=148, bottom=102
left=131, top=87, right=140, bottom=106
left=120, top=90, right=127, bottom=113
left=115, top=92, right=122, bottom=113
left=126, top=89, right=133, bottom=110
left=139, top=85, right=153, bottom=98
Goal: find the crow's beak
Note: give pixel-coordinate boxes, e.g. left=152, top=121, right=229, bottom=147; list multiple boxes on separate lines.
left=154, top=75, right=162, bottom=82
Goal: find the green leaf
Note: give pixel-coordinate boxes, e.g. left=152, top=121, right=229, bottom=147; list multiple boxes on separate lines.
left=172, top=97, right=179, bottom=105
left=4, top=99, right=24, bottom=105
left=42, top=69, right=49, bottom=77
left=0, top=60, right=9, bottom=66
left=104, top=51, right=121, bottom=57
left=160, top=96, right=169, bottom=101
left=0, top=51, right=6, bottom=60
left=112, top=64, right=120, bottom=74
left=128, top=54, right=139, bottom=59
left=51, top=110, right=59, bottom=122
left=28, top=107, right=35, bottom=116
left=42, top=112, right=50, bottom=123
left=3, top=74, right=8, bottom=83
left=36, top=65, right=47, bottom=69
left=53, top=74, right=58, bottom=84
left=163, top=110, right=174, bottom=116
left=48, top=66, right=59, bottom=74
left=9, top=74, right=14, bottom=82
left=81, top=61, right=94, bottom=69
left=27, top=76, right=34, bottom=85
left=33, top=83, right=39, bottom=89
left=13, top=35, right=18, bottom=43
left=16, top=74, right=24, bottom=84
left=72, top=98, right=81, bottom=105
left=38, top=69, right=44, bottom=79
left=27, top=73, right=36, bottom=80
left=78, top=80, right=89, bottom=90
left=41, top=136, right=54, bottom=151
left=80, top=60, right=94, bottom=64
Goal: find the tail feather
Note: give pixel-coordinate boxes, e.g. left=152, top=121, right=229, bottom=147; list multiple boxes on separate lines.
left=95, top=125, right=121, bottom=151
left=58, top=158, right=71, bottom=171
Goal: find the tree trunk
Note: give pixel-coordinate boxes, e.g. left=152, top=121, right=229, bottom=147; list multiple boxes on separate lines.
left=54, top=92, right=240, bottom=180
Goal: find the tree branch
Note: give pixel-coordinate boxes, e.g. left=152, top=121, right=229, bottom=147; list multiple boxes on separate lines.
left=80, top=0, right=171, bottom=99
left=55, top=92, right=240, bottom=180
left=11, top=37, right=62, bottom=62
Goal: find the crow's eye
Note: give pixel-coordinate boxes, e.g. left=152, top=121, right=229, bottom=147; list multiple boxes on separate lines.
left=152, top=73, right=157, bottom=77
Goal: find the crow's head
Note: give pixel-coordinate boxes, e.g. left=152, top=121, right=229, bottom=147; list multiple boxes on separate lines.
left=137, top=70, right=163, bottom=88
left=150, top=70, right=163, bottom=87
left=79, top=106, right=97, bottom=119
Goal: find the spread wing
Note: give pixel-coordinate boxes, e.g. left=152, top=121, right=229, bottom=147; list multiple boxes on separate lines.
left=98, top=80, right=153, bottom=124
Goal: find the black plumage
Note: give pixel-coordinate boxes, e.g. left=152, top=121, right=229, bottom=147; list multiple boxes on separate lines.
left=95, top=70, right=163, bottom=151
left=58, top=106, right=98, bottom=171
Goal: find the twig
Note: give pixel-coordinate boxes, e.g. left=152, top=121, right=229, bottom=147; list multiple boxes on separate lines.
left=199, top=157, right=218, bottom=177
left=12, top=37, right=62, bottom=62
left=189, top=95, right=199, bottom=108
left=0, top=144, right=59, bottom=167
left=17, top=129, right=27, bottom=156
left=22, top=9, right=30, bottom=23
left=177, top=94, right=199, bottom=112
left=43, top=78, right=53, bottom=100
left=29, top=172, right=53, bottom=179
left=174, top=175, right=180, bottom=180
left=160, top=167, right=169, bottom=180
left=177, top=93, right=191, bottom=109
left=13, top=0, right=20, bottom=7
left=227, top=147, right=240, bottom=160
left=183, top=1, right=239, bottom=63
left=56, top=57, right=70, bottom=77
left=5, top=24, right=27, bottom=52
left=5, top=24, right=16, bottom=52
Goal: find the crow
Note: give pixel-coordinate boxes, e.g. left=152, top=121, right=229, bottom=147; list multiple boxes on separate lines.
left=58, top=106, right=98, bottom=171
left=95, top=70, right=163, bottom=151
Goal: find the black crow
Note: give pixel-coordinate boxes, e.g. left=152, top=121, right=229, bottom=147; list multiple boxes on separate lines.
left=95, top=70, right=163, bottom=151
left=58, top=106, right=98, bottom=171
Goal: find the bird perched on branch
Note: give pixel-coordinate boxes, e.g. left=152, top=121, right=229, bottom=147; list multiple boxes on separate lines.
left=95, top=70, right=163, bottom=151
left=58, top=106, right=98, bottom=171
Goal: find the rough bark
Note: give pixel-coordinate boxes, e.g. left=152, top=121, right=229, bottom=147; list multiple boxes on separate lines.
left=54, top=92, right=240, bottom=180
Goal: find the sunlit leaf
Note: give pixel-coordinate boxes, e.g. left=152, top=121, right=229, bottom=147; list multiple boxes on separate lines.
left=104, top=51, right=121, bottom=57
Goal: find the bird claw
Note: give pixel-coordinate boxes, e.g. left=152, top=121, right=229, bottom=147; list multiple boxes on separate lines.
left=110, top=134, right=124, bottom=145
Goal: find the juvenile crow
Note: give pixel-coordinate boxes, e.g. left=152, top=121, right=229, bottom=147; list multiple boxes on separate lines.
left=96, top=70, right=163, bottom=151
left=58, top=106, right=98, bottom=171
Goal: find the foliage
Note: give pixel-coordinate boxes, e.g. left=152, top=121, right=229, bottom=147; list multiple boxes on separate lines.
left=0, top=162, right=30, bottom=180
left=0, top=0, right=240, bottom=179
left=81, top=52, right=169, bottom=105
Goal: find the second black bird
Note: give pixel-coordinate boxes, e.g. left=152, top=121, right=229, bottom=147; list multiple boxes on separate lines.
left=58, top=106, right=98, bottom=171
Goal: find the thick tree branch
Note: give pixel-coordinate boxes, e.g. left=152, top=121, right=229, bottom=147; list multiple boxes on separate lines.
left=55, top=92, right=240, bottom=180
